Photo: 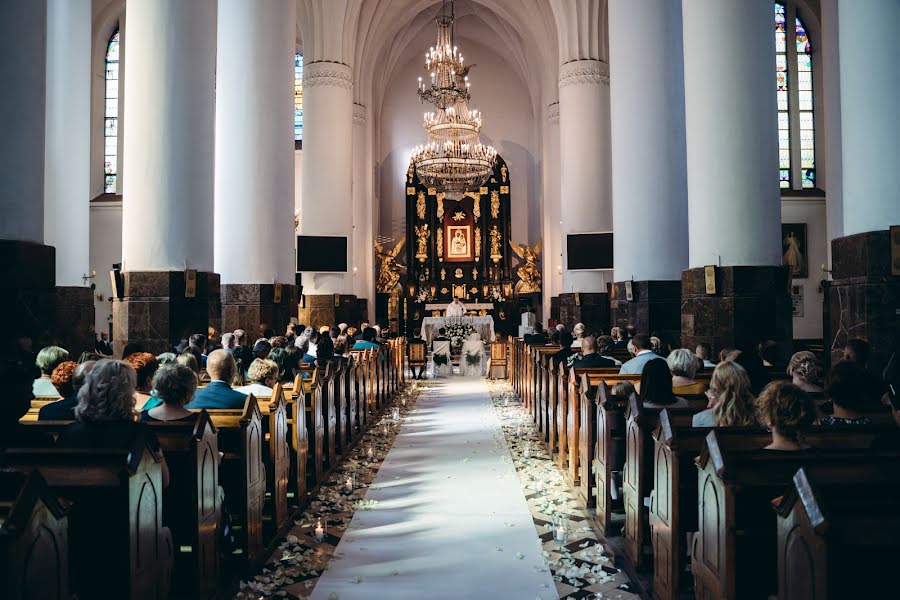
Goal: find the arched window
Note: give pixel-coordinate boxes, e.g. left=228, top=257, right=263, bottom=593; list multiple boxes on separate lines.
left=774, top=3, right=816, bottom=190
left=104, top=28, right=120, bottom=193
left=294, top=53, right=303, bottom=143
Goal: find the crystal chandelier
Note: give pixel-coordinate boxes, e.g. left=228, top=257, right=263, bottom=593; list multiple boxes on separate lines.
left=416, top=0, right=470, bottom=110
left=412, top=0, right=496, bottom=195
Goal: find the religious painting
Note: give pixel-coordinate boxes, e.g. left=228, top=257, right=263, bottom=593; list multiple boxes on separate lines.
left=446, top=225, right=473, bottom=262
left=782, top=223, right=808, bottom=279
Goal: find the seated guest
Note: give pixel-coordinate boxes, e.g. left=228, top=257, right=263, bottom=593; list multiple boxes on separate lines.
left=597, top=336, right=622, bottom=366
left=650, top=335, right=664, bottom=356
left=668, top=349, right=705, bottom=394
left=756, top=381, right=815, bottom=451
left=315, top=335, right=339, bottom=370
left=842, top=338, right=870, bottom=369
left=50, top=360, right=78, bottom=399
left=353, top=327, right=381, bottom=350
left=547, top=328, right=560, bottom=345
left=33, top=345, right=69, bottom=397
left=334, top=334, right=349, bottom=356
left=39, top=361, right=96, bottom=421
left=692, top=361, right=758, bottom=427
left=346, top=326, right=358, bottom=342
left=221, top=332, right=236, bottom=353
left=524, top=323, right=548, bottom=345
left=408, top=329, right=427, bottom=380
left=236, top=359, right=279, bottom=397
left=611, top=326, right=628, bottom=350
left=303, top=330, right=321, bottom=363
left=374, top=324, right=388, bottom=344
left=121, top=341, right=144, bottom=359
left=552, top=332, right=576, bottom=369
left=56, top=360, right=169, bottom=486
left=758, top=340, right=780, bottom=368
left=270, top=335, right=289, bottom=349
left=186, top=350, right=247, bottom=410
left=188, top=333, right=208, bottom=367
left=639, top=359, right=688, bottom=408
left=619, top=334, right=663, bottom=375
left=338, top=322, right=348, bottom=335
left=284, top=345, right=303, bottom=372
left=820, top=361, right=872, bottom=426
left=233, top=329, right=255, bottom=367
left=95, top=331, right=113, bottom=357
left=123, top=352, right=160, bottom=411
left=77, top=352, right=101, bottom=364
left=141, top=364, right=197, bottom=422
left=253, top=338, right=273, bottom=360
left=267, top=347, right=297, bottom=383
left=787, top=351, right=823, bottom=393
left=433, top=327, right=450, bottom=343
left=156, top=352, right=176, bottom=365
left=175, top=352, right=199, bottom=374
left=612, top=381, right=636, bottom=398
left=695, top=343, right=716, bottom=369
left=719, top=347, right=738, bottom=363
left=571, top=323, right=586, bottom=348
left=734, top=350, right=770, bottom=396
left=572, top=336, right=615, bottom=368
left=1, top=361, right=53, bottom=450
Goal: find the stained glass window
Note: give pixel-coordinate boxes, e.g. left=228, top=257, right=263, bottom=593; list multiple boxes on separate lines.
left=773, top=3, right=816, bottom=190
left=104, top=28, right=120, bottom=193
left=295, top=53, right=303, bottom=142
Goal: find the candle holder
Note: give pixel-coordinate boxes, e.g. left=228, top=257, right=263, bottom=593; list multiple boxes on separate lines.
left=522, top=442, right=531, bottom=459
left=344, top=475, right=354, bottom=495
left=534, top=478, right=545, bottom=494
left=366, top=446, right=375, bottom=461
left=503, top=396, right=509, bottom=407
left=382, top=424, right=389, bottom=436
left=313, top=518, right=327, bottom=542
left=391, top=407, right=400, bottom=421
left=552, top=514, right=570, bottom=547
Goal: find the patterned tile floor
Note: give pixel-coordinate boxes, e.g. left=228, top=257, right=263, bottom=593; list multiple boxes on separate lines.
left=235, top=378, right=642, bottom=600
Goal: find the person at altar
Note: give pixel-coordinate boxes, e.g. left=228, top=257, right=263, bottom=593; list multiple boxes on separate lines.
left=446, top=297, right=467, bottom=317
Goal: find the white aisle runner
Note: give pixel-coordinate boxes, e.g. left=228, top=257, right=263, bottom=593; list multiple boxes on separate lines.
left=311, top=377, right=558, bottom=600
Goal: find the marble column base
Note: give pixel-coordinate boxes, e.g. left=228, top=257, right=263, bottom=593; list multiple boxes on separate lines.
left=609, top=280, right=681, bottom=342
left=221, top=283, right=297, bottom=338
left=557, top=292, right=610, bottom=334
left=112, top=271, right=220, bottom=356
left=0, top=240, right=56, bottom=347
left=827, top=230, right=899, bottom=370
left=298, top=294, right=359, bottom=329
left=550, top=296, right=561, bottom=326
left=54, top=286, right=95, bottom=355
left=680, top=266, right=792, bottom=358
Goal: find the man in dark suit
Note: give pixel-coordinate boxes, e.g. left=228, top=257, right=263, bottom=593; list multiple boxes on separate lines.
left=552, top=331, right=576, bottom=369
left=408, top=328, right=428, bottom=380
left=38, top=360, right=96, bottom=421
left=524, top=323, right=548, bottom=345
left=94, top=332, right=113, bottom=358
left=572, top=336, right=615, bottom=368
left=433, top=327, right=450, bottom=343
left=187, top=350, right=247, bottom=409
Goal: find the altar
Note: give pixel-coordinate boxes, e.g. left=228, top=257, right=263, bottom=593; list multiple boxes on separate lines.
left=421, top=316, right=495, bottom=345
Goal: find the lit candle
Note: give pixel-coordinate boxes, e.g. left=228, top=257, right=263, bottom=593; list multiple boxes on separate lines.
left=401, top=397, right=407, bottom=407
left=367, top=446, right=375, bottom=460
left=555, top=524, right=567, bottom=543
left=535, top=478, right=544, bottom=493
left=523, top=443, right=531, bottom=459
left=392, top=407, right=400, bottom=421
left=314, top=519, right=325, bottom=541
left=345, top=477, right=353, bottom=494
left=383, top=425, right=389, bottom=436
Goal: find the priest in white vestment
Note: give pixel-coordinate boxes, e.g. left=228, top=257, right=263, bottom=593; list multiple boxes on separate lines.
left=446, top=297, right=467, bottom=317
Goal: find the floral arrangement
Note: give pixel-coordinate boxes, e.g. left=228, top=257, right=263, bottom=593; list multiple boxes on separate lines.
left=445, top=321, right=476, bottom=340
left=465, top=351, right=482, bottom=366
left=433, top=353, right=449, bottom=366
left=488, top=285, right=506, bottom=302
left=415, top=289, right=435, bottom=303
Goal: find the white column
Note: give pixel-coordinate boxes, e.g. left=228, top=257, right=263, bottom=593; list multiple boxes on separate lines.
left=352, top=102, right=375, bottom=301
left=299, top=61, right=354, bottom=294
left=541, top=101, right=561, bottom=317
left=821, top=0, right=843, bottom=263
left=0, top=0, right=47, bottom=244
left=558, top=60, right=612, bottom=292
left=610, top=0, right=687, bottom=282
left=837, top=0, right=900, bottom=235
left=683, top=0, right=781, bottom=268
left=214, top=0, right=296, bottom=285
left=44, top=0, right=91, bottom=286
left=121, top=0, right=216, bottom=272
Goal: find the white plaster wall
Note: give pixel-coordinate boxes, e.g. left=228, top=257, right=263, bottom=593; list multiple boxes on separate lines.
left=89, top=200, right=123, bottom=335
left=781, top=198, right=827, bottom=340
left=377, top=21, right=541, bottom=250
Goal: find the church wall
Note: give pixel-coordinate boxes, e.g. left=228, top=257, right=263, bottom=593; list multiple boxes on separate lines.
left=89, top=200, right=123, bottom=336
left=377, top=28, right=541, bottom=256
left=781, top=198, right=827, bottom=341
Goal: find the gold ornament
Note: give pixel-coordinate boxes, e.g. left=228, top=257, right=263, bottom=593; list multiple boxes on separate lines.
left=436, top=228, right=443, bottom=258
left=452, top=211, right=465, bottom=221
left=374, top=239, right=406, bottom=293
left=415, top=224, right=430, bottom=263
left=509, top=238, right=543, bottom=294
left=436, top=192, right=445, bottom=219
left=472, top=267, right=478, bottom=279
left=407, top=163, right=414, bottom=184
left=472, top=194, right=481, bottom=219
left=454, top=268, right=463, bottom=279
left=501, top=164, right=508, bottom=182
left=416, top=191, right=426, bottom=220
left=490, top=190, right=500, bottom=219
left=440, top=268, right=446, bottom=281
left=500, top=185, right=509, bottom=194
left=474, top=228, right=481, bottom=260
left=489, top=225, right=503, bottom=264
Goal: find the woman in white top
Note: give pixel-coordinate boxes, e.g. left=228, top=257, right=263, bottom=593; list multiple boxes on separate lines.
left=570, top=323, right=586, bottom=348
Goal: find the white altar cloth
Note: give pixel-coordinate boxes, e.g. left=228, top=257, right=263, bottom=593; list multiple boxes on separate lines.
left=422, top=316, right=495, bottom=345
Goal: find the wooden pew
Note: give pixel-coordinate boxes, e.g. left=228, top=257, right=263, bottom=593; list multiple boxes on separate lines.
left=344, top=355, right=360, bottom=445
left=146, top=411, right=221, bottom=600
left=534, top=346, right=561, bottom=439
left=319, top=364, right=338, bottom=470
left=195, top=395, right=266, bottom=566
left=255, top=384, right=290, bottom=532
left=1, top=442, right=173, bottom=600
left=0, top=470, right=70, bottom=600
left=283, top=371, right=311, bottom=506
left=774, top=466, right=900, bottom=600
left=690, top=429, right=899, bottom=600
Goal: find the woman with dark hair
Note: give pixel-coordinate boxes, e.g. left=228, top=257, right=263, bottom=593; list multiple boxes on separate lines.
left=733, top=350, right=770, bottom=396
left=267, top=347, right=298, bottom=383
left=639, top=359, right=688, bottom=408
left=141, top=364, right=197, bottom=423
left=821, top=361, right=873, bottom=426
left=352, top=327, right=380, bottom=350
left=315, top=335, right=339, bottom=369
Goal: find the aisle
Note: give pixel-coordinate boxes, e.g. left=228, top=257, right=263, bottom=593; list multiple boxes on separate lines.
left=310, top=377, right=558, bottom=600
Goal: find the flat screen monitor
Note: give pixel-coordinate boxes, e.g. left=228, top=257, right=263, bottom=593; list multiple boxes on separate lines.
left=297, top=235, right=347, bottom=272
left=567, top=232, right=614, bottom=270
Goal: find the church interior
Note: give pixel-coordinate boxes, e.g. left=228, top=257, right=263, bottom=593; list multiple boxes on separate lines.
left=1, top=0, right=898, bottom=598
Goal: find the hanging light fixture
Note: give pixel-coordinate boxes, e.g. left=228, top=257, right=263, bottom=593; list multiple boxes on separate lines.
left=413, top=0, right=496, bottom=196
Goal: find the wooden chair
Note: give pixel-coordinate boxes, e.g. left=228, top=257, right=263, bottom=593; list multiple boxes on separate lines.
left=489, top=339, right=508, bottom=379
left=408, top=340, right=427, bottom=379
left=0, top=470, right=70, bottom=600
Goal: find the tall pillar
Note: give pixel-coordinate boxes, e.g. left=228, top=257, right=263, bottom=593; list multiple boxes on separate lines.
left=541, top=102, right=561, bottom=323
left=608, top=0, right=687, bottom=342
left=297, top=60, right=356, bottom=326
left=0, top=0, right=55, bottom=348
left=352, top=103, right=375, bottom=308
left=680, top=0, right=792, bottom=359
left=826, top=0, right=900, bottom=369
left=114, top=0, right=218, bottom=355
left=557, top=60, right=612, bottom=332
left=44, top=0, right=94, bottom=354
left=215, top=0, right=297, bottom=337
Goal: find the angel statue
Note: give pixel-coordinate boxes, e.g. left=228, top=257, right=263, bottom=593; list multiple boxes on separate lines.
left=375, top=239, right=406, bottom=293
left=509, top=239, right=543, bottom=294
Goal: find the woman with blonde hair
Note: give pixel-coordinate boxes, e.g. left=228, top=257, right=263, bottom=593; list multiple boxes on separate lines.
left=692, top=361, right=758, bottom=427
left=786, top=351, right=823, bottom=393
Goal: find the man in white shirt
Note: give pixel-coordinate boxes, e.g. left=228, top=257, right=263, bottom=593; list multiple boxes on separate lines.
left=446, top=297, right=467, bottom=317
